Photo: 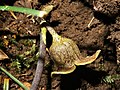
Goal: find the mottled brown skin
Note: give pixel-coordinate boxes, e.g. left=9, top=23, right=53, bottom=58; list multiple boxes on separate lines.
left=46, top=26, right=101, bottom=76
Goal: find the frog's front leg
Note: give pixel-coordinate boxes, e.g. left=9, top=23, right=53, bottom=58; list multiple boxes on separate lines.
left=51, top=65, right=76, bottom=77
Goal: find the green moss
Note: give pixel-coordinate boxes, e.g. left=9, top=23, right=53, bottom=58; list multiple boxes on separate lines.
left=103, top=74, right=120, bottom=84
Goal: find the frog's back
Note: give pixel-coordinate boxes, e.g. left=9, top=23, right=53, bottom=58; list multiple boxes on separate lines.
left=49, top=37, right=81, bottom=68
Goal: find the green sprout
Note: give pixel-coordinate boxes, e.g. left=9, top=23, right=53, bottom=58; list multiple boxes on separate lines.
left=0, top=66, right=28, bottom=90
left=103, top=74, right=120, bottom=84
left=0, top=5, right=53, bottom=18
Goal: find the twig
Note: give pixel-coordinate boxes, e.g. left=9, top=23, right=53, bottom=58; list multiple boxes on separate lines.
left=30, top=27, right=46, bottom=90
left=9, top=11, right=17, bottom=19
left=87, top=17, right=95, bottom=28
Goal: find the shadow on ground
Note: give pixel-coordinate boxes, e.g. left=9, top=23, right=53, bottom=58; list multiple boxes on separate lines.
left=60, top=66, right=108, bottom=90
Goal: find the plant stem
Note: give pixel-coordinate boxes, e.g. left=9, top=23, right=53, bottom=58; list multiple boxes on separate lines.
left=0, top=5, right=53, bottom=18
left=30, top=27, right=46, bottom=90
left=0, top=66, right=28, bottom=90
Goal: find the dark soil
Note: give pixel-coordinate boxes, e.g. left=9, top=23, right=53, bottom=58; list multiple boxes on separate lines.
left=0, top=0, right=120, bottom=90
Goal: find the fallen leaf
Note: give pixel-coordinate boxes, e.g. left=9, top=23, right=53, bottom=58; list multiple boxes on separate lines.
left=3, top=39, right=9, bottom=46
left=0, top=75, right=2, bottom=84
left=18, top=82, right=31, bottom=90
left=0, top=49, right=9, bottom=60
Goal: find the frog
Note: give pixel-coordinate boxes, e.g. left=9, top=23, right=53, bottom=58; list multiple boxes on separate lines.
left=44, top=26, right=101, bottom=77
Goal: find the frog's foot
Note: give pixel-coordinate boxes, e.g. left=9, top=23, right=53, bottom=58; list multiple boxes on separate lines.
left=51, top=65, right=76, bottom=77
left=75, top=50, right=101, bottom=66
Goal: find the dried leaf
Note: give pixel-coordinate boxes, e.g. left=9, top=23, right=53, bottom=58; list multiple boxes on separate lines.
left=3, top=39, right=9, bottom=46
left=0, top=49, right=9, bottom=60
left=18, top=82, right=31, bottom=90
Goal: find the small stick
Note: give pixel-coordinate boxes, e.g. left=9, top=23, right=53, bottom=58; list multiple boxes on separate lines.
left=87, top=17, right=95, bottom=28
left=9, top=11, right=17, bottom=19
left=30, top=27, right=46, bottom=90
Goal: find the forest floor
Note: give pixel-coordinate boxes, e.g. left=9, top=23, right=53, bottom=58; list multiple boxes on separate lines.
left=0, top=0, right=120, bottom=90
